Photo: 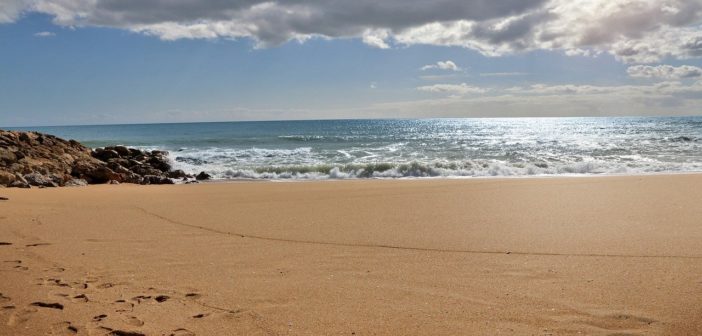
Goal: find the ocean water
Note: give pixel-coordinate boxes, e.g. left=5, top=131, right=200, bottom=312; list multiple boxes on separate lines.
left=12, top=117, right=702, bottom=180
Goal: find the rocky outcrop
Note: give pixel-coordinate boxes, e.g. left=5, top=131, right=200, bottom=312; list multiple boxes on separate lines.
left=0, top=130, right=197, bottom=188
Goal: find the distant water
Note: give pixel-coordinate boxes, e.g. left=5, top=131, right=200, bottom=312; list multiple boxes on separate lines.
left=10, top=117, right=702, bottom=180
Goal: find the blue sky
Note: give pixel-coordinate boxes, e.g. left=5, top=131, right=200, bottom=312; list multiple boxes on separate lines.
left=2, top=1, right=702, bottom=126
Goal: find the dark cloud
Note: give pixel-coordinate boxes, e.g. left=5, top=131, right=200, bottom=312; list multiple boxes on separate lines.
left=2, top=0, right=702, bottom=63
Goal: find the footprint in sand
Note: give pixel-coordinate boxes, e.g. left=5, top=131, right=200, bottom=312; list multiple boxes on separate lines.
left=72, top=294, right=89, bottom=303
left=184, top=293, right=201, bottom=299
left=46, top=266, right=66, bottom=273
left=0, top=293, right=11, bottom=304
left=30, top=302, right=64, bottom=310
left=170, top=328, right=195, bottom=336
left=113, top=300, right=134, bottom=313
left=7, top=307, right=37, bottom=326
left=38, top=277, right=71, bottom=287
left=93, top=314, right=108, bottom=322
left=130, top=295, right=151, bottom=304
left=154, top=295, right=170, bottom=303
left=582, top=313, right=656, bottom=330
left=50, top=321, right=78, bottom=335
left=26, top=242, right=51, bottom=247
left=106, top=329, right=145, bottom=336
left=124, top=315, right=144, bottom=327
left=96, top=282, right=115, bottom=289
left=85, top=324, right=144, bottom=336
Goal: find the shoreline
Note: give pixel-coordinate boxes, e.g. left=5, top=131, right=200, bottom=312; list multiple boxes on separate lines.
left=172, top=170, right=702, bottom=184
left=1, top=174, right=701, bottom=335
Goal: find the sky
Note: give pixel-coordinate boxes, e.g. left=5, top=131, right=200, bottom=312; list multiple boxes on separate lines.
left=1, top=0, right=702, bottom=126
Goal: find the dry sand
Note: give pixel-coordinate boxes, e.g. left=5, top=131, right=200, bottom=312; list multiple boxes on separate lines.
left=0, top=174, right=701, bottom=335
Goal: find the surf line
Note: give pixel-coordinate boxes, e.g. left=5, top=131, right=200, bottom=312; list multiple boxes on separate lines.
left=134, top=207, right=702, bottom=260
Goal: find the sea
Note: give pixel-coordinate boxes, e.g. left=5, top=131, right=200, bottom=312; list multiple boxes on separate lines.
left=11, top=117, right=702, bottom=180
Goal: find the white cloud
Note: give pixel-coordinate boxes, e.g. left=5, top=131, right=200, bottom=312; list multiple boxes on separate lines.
left=417, top=83, right=488, bottom=95
left=381, top=79, right=702, bottom=117
left=1, top=0, right=701, bottom=63
left=627, top=65, right=702, bottom=80
left=0, top=0, right=26, bottom=23
left=34, top=31, right=56, bottom=37
left=480, top=72, right=528, bottom=77
left=421, top=60, right=461, bottom=71
left=362, top=29, right=391, bottom=49
left=370, top=82, right=377, bottom=89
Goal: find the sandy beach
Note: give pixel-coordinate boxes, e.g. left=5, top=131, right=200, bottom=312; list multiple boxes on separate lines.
left=1, top=174, right=701, bottom=335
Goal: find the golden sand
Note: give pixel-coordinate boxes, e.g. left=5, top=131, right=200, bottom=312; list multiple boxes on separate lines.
left=1, top=175, right=701, bottom=335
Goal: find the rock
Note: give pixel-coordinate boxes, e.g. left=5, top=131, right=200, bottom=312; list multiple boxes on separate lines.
left=195, top=171, right=211, bottom=180
left=0, top=148, right=17, bottom=165
left=48, top=173, right=65, bottom=186
left=128, top=148, right=143, bottom=157
left=65, top=179, right=88, bottom=187
left=112, top=146, right=130, bottom=156
left=167, top=169, right=187, bottom=179
left=147, top=155, right=171, bottom=172
left=108, top=180, right=120, bottom=185
left=8, top=180, right=29, bottom=188
left=93, top=149, right=120, bottom=161
left=0, top=171, right=15, bottom=185
left=72, top=164, right=119, bottom=184
left=127, top=159, right=142, bottom=168
left=0, top=130, right=188, bottom=187
left=141, top=175, right=174, bottom=185
left=107, top=157, right=130, bottom=167
left=107, top=162, right=132, bottom=175
left=131, top=164, right=163, bottom=177
left=23, top=173, right=58, bottom=187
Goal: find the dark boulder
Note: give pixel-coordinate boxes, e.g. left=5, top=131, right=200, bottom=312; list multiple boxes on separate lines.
left=196, top=171, right=211, bottom=180
left=93, top=149, right=120, bottom=161
left=141, top=175, right=174, bottom=185
left=167, top=169, right=187, bottom=179
left=112, top=145, right=130, bottom=156
left=147, top=155, right=171, bottom=172
left=24, top=173, right=58, bottom=187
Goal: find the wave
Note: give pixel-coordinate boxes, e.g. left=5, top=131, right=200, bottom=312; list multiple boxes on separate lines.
left=277, top=135, right=326, bottom=141
left=170, top=158, right=702, bottom=180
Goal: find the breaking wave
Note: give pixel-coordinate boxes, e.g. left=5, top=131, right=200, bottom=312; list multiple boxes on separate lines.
left=170, top=155, right=702, bottom=180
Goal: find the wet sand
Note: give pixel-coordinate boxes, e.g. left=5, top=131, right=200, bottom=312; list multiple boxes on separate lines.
left=1, top=175, right=701, bottom=335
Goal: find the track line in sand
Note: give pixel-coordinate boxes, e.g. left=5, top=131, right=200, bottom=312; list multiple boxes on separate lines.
left=134, top=207, right=702, bottom=260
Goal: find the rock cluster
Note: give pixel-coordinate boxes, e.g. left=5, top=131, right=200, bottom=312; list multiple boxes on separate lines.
left=0, top=130, right=207, bottom=188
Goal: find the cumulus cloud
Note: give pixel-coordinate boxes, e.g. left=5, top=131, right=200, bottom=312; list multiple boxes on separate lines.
left=2, top=0, right=702, bottom=63
left=0, top=0, right=27, bottom=23
left=627, top=65, right=702, bottom=80
left=421, top=60, right=461, bottom=71
left=34, top=31, right=56, bottom=37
